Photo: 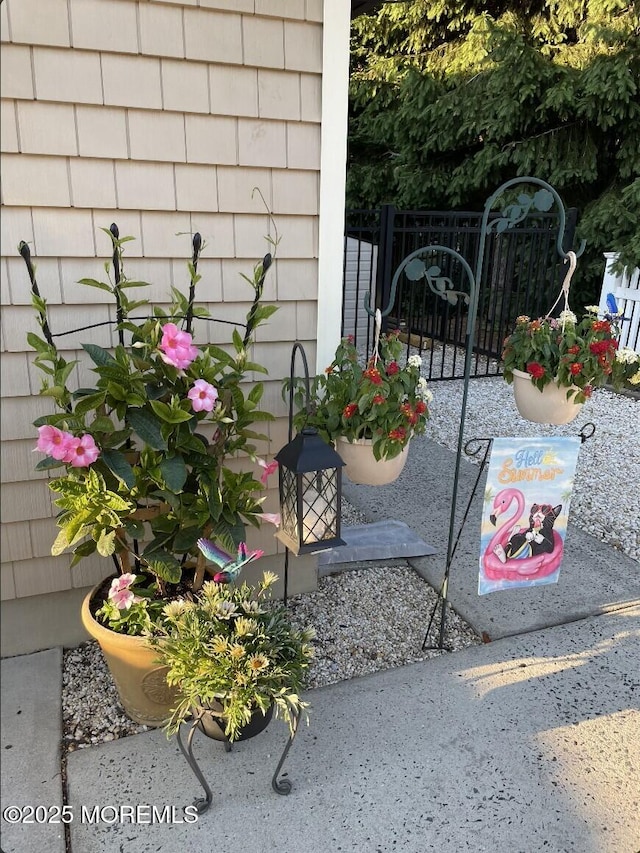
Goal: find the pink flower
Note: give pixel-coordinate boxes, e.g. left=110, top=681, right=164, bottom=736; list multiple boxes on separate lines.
left=188, top=379, right=218, bottom=412
left=258, top=512, right=281, bottom=527
left=257, top=458, right=279, bottom=485
left=36, top=425, right=74, bottom=461
left=111, top=588, right=136, bottom=610
left=63, top=434, right=100, bottom=467
left=108, top=574, right=139, bottom=610
left=110, top=573, right=137, bottom=593
left=159, top=323, right=199, bottom=370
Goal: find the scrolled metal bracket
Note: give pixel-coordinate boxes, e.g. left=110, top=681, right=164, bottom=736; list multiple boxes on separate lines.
left=480, top=176, right=586, bottom=263
left=364, top=244, right=476, bottom=319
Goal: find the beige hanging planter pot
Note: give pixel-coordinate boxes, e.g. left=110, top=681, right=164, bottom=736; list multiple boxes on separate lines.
left=81, top=588, right=177, bottom=727
left=336, top=435, right=410, bottom=486
left=511, top=369, right=583, bottom=425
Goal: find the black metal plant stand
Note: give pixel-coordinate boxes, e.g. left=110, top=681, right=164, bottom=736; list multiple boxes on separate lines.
left=176, top=707, right=301, bottom=815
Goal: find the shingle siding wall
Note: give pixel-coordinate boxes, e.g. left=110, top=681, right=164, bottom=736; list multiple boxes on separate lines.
left=0, top=0, right=323, bottom=624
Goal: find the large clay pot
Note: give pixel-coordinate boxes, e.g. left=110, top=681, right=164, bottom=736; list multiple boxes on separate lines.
left=511, top=368, right=584, bottom=425
left=81, top=589, right=177, bottom=727
left=336, top=436, right=410, bottom=486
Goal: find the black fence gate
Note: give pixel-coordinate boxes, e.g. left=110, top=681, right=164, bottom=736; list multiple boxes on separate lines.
left=342, top=205, right=577, bottom=380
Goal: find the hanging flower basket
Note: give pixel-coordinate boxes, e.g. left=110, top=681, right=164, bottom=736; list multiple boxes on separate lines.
left=502, top=251, right=640, bottom=425
left=511, top=369, right=583, bottom=425
left=288, top=310, right=432, bottom=486
left=337, top=436, right=410, bottom=486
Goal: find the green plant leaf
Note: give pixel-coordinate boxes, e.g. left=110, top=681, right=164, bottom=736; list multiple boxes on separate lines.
left=102, top=449, right=136, bottom=489
left=74, top=391, right=107, bottom=417
left=51, top=528, right=70, bottom=556
left=124, top=518, right=145, bottom=540
left=97, top=529, right=117, bottom=557
left=205, top=345, right=236, bottom=366
left=82, top=343, right=118, bottom=367
left=27, top=333, right=51, bottom=353
left=172, top=526, right=200, bottom=551
left=159, top=455, right=188, bottom=492
left=126, top=409, right=168, bottom=451
left=90, top=416, right=115, bottom=433
left=144, top=550, right=182, bottom=584
left=70, top=538, right=97, bottom=568
left=35, top=456, right=66, bottom=471
left=149, top=400, right=193, bottom=424
left=77, top=278, right=113, bottom=293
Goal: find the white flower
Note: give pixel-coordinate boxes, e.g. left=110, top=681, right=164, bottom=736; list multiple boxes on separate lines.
left=558, top=309, right=577, bottom=326
left=163, top=599, right=190, bottom=619
left=408, top=354, right=422, bottom=368
left=584, top=305, right=600, bottom=315
left=416, top=376, right=433, bottom=402
left=616, top=347, right=639, bottom=364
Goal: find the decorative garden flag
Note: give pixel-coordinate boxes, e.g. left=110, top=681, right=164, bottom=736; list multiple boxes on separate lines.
left=479, top=437, right=581, bottom=595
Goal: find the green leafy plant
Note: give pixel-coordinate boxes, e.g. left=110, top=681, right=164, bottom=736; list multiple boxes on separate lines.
left=502, top=306, right=640, bottom=403
left=289, top=332, right=432, bottom=461
left=28, top=226, right=281, bottom=634
left=148, top=571, right=314, bottom=741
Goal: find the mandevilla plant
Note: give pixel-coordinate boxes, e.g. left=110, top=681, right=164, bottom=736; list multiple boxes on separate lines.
left=27, top=226, right=280, bottom=635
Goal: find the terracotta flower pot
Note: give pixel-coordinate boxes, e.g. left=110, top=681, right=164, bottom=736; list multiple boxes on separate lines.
left=337, top=435, right=410, bottom=486
left=81, top=588, right=177, bottom=727
left=512, top=368, right=584, bottom=425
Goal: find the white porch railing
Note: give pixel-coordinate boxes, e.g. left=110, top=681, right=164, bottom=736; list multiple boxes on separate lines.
left=598, top=252, right=640, bottom=353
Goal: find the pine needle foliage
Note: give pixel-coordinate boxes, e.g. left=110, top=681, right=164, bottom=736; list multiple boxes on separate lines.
left=348, top=1, right=639, bottom=305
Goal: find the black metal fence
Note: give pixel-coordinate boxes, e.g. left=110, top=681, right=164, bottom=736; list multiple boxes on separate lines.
left=343, top=205, right=577, bottom=380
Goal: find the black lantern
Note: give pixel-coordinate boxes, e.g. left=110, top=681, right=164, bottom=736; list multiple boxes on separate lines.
left=275, top=427, right=345, bottom=556
left=276, top=343, right=345, bottom=600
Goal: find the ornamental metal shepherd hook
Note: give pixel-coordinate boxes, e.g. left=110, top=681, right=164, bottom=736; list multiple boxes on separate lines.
left=361, top=177, right=586, bottom=651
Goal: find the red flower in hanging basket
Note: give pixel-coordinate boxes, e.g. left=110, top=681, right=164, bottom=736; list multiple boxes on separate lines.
left=386, top=361, right=400, bottom=376
left=363, top=367, right=383, bottom=385
left=526, top=362, right=545, bottom=379
left=343, top=403, right=358, bottom=419
left=569, top=362, right=582, bottom=375
left=388, top=427, right=407, bottom=442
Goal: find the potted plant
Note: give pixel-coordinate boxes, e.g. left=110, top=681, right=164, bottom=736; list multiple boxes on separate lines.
left=290, top=331, right=432, bottom=485
left=25, top=225, right=282, bottom=726
left=147, top=568, right=314, bottom=743
left=502, top=306, right=640, bottom=425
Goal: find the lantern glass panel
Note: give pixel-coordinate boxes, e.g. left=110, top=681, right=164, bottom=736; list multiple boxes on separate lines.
left=300, top=470, right=340, bottom=544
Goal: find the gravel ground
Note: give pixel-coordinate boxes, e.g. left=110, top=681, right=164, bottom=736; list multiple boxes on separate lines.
left=62, top=364, right=638, bottom=752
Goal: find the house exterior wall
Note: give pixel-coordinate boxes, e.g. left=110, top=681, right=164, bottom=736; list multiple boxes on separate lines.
left=0, top=0, right=333, bottom=655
